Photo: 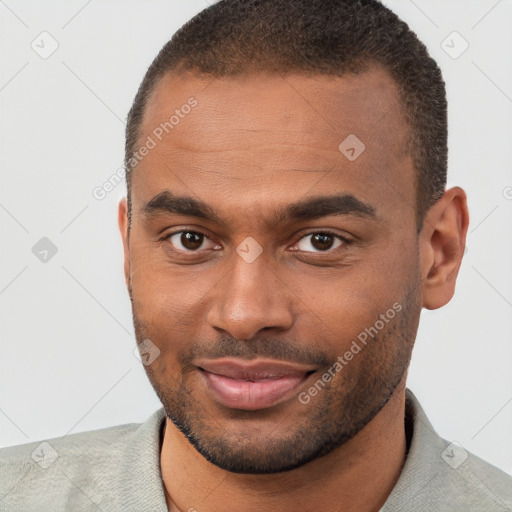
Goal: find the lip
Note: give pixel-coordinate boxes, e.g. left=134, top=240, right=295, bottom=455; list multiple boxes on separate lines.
left=195, top=358, right=316, bottom=411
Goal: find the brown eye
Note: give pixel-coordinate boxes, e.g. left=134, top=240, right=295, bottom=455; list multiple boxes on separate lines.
left=166, top=231, right=209, bottom=251
left=180, top=232, right=204, bottom=250
left=311, top=233, right=335, bottom=250
left=296, top=232, right=345, bottom=252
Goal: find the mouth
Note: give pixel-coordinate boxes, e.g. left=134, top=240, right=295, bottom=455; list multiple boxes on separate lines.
left=195, top=358, right=317, bottom=411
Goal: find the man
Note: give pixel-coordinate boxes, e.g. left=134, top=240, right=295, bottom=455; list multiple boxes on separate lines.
left=1, top=0, right=511, bottom=510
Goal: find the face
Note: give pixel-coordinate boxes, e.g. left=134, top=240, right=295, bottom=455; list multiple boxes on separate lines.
left=120, top=67, right=425, bottom=474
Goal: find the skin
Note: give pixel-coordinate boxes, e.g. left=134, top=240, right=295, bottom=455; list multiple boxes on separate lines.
left=118, top=66, right=469, bottom=512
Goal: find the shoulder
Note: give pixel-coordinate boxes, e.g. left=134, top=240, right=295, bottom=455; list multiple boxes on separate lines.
left=383, top=389, right=512, bottom=511
left=408, top=440, right=512, bottom=511
left=431, top=438, right=512, bottom=510
left=456, top=449, right=512, bottom=509
left=0, top=421, right=141, bottom=511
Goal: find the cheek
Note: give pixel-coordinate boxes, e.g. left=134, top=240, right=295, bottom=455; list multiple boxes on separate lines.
left=294, top=279, right=383, bottom=348
left=129, top=246, right=218, bottom=335
left=287, top=253, right=410, bottom=346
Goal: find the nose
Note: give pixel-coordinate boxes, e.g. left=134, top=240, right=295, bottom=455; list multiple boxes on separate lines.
left=206, top=249, right=294, bottom=341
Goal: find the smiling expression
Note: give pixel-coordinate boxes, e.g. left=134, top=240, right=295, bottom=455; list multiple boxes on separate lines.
left=120, top=66, right=424, bottom=473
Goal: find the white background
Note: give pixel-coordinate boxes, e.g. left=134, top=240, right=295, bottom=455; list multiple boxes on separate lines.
left=1, top=0, right=511, bottom=477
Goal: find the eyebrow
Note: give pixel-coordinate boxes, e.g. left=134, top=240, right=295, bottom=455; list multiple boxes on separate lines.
left=141, top=190, right=377, bottom=227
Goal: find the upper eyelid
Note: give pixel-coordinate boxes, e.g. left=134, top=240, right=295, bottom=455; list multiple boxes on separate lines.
left=162, top=228, right=348, bottom=241
left=162, top=228, right=349, bottom=251
left=291, top=231, right=349, bottom=251
left=300, top=230, right=350, bottom=241
left=162, top=229, right=215, bottom=246
left=160, top=227, right=212, bottom=241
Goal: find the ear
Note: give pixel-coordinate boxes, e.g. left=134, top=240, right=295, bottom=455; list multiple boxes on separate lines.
left=118, top=197, right=131, bottom=292
left=419, top=186, right=469, bottom=310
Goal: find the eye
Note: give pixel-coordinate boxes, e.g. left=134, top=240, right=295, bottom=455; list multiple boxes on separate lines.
left=293, top=231, right=348, bottom=253
left=163, top=230, right=221, bottom=252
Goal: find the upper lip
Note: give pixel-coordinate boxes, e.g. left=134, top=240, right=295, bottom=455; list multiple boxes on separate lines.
left=195, top=358, right=316, bottom=380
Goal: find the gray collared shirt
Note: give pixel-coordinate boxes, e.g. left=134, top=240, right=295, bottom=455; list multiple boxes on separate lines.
left=1, top=388, right=511, bottom=511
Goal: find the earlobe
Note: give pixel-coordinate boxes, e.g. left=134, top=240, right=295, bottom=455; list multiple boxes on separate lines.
left=420, top=187, right=469, bottom=310
left=118, top=197, right=131, bottom=291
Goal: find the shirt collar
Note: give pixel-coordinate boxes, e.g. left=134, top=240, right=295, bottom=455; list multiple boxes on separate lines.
left=116, top=388, right=441, bottom=511
left=118, top=406, right=168, bottom=511
left=379, top=388, right=446, bottom=511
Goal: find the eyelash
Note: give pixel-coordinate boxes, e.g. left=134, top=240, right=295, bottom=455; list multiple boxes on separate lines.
left=292, top=230, right=351, bottom=252
left=160, top=228, right=351, bottom=254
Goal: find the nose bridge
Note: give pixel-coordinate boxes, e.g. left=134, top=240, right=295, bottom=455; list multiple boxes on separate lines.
left=207, top=247, right=294, bottom=340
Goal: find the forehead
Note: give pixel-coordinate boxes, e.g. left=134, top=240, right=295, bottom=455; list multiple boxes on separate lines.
left=142, top=66, right=406, bottom=146
left=132, top=67, right=415, bottom=228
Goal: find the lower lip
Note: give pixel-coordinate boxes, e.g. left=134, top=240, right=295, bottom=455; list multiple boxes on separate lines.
left=199, top=369, right=312, bottom=411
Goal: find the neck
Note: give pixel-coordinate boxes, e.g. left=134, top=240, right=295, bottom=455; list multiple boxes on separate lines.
left=160, top=382, right=407, bottom=512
